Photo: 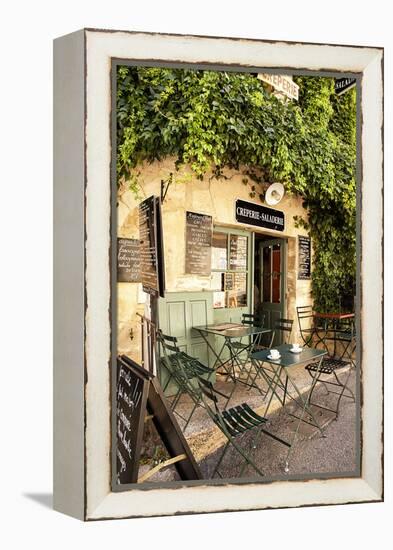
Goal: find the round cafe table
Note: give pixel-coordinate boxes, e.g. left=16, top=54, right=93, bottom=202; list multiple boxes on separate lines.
left=193, top=323, right=271, bottom=396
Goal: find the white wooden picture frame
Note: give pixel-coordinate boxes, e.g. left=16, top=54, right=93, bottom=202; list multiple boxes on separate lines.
left=53, top=28, right=383, bottom=520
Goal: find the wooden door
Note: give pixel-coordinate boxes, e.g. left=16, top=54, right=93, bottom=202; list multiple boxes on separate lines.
left=158, top=291, right=214, bottom=366
left=259, top=238, right=287, bottom=345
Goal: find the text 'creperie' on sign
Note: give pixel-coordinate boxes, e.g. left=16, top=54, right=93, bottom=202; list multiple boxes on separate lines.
left=257, top=73, right=299, bottom=101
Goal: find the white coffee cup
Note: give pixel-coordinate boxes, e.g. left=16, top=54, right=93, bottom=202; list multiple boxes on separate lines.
left=292, top=343, right=301, bottom=351
left=270, top=349, right=280, bottom=359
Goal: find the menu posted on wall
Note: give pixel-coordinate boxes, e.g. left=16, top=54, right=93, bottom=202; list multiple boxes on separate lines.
left=117, top=238, right=141, bottom=282
left=139, top=196, right=165, bottom=296
left=298, top=235, right=311, bottom=280
left=116, top=357, right=150, bottom=485
left=185, top=211, right=212, bottom=276
left=229, top=235, right=247, bottom=271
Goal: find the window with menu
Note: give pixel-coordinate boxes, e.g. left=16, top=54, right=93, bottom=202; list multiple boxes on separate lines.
left=210, top=230, right=249, bottom=309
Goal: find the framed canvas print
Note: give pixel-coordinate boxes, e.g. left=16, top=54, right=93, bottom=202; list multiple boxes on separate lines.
left=53, top=29, right=383, bottom=520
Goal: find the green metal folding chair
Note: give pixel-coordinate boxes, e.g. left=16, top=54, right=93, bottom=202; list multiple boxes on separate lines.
left=304, top=344, right=355, bottom=420
left=297, top=306, right=327, bottom=349
left=334, top=318, right=356, bottom=368
left=198, top=378, right=290, bottom=478
left=230, top=313, right=266, bottom=352
left=157, top=330, right=231, bottom=431
left=268, top=318, right=293, bottom=347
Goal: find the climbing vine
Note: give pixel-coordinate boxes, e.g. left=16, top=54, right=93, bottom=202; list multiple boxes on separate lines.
left=117, top=66, right=357, bottom=311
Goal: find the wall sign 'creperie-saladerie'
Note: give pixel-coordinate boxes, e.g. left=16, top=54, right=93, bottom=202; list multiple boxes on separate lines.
left=235, top=199, right=285, bottom=232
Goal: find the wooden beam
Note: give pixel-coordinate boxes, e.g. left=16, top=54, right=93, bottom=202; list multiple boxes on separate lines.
left=137, top=454, right=187, bottom=483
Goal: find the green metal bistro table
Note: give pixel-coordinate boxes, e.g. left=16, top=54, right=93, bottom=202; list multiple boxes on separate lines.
left=251, top=344, right=328, bottom=472
left=193, top=323, right=271, bottom=394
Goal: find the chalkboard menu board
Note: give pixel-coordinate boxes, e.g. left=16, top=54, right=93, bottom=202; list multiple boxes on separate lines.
left=117, top=238, right=140, bottom=282
left=116, top=357, right=150, bottom=484
left=115, top=355, right=202, bottom=487
left=139, top=196, right=165, bottom=296
left=298, top=235, right=311, bottom=280
left=185, top=211, right=212, bottom=275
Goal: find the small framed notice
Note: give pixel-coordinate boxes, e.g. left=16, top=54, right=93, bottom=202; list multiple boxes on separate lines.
left=298, top=235, right=311, bottom=280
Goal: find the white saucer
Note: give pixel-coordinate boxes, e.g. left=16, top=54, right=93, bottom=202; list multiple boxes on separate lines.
left=290, top=348, right=302, bottom=354
left=267, top=354, right=281, bottom=360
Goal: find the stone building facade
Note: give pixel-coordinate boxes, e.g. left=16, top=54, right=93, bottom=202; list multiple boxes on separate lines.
left=117, top=158, right=312, bottom=363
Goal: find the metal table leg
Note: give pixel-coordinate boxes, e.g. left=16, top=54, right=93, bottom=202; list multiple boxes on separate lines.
left=282, top=356, right=326, bottom=471
left=253, top=356, right=327, bottom=472
left=225, top=340, right=266, bottom=397
left=195, top=330, right=234, bottom=377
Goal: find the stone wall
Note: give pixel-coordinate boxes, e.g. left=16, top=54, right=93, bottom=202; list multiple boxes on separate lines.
left=117, top=158, right=313, bottom=358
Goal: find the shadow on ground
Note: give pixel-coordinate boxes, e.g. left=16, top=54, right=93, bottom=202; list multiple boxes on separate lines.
left=23, top=493, right=53, bottom=509
left=140, top=364, right=358, bottom=482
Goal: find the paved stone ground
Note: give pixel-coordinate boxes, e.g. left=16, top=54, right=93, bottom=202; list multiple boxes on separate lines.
left=199, top=373, right=357, bottom=480
left=138, top=362, right=358, bottom=482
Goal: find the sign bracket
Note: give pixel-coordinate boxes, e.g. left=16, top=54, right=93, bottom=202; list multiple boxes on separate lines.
left=160, top=174, right=173, bottom=204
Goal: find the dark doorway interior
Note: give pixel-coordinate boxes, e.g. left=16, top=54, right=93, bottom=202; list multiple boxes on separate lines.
left=254, top=233, right=287, bottom=346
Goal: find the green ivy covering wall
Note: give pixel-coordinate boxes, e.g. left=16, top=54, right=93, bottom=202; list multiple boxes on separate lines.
left=117, top=66, right=357, bottom=311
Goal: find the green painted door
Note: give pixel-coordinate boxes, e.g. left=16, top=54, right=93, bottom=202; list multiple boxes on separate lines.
left=259, top=238, right=287, bottom=345
left=158, top=291, right=214, bottom=394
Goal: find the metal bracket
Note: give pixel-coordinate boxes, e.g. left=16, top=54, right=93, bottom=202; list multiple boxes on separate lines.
left=160, top=173, right=173, bottom=203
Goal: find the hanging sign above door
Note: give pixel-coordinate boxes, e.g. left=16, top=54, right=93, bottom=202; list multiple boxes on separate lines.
left=334, top=77, right=356, bottom=95
left=257, top=73, right=299, bottom=100
left=235, top=199, right=285, bottom=232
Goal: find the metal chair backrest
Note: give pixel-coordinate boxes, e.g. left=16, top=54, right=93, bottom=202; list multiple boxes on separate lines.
left=270, top=318, right=293, bottom=346
left=157, top=330, right=202, bottom=402
left=296, top=305, right=314, bottom=320
left=242, top=312, right=265, bottom=327
left=197, top=377, right=218, bottom=403
left=338, top=317, right=356, bottom=337
left=157, top=330, right=185, bottom=378
left=197, top=377, right=221, bottom=418
left=274, top=318, right=293, bottom=334
left=157, top=330, right=181, bottom=355
left=296, top=305, right=315, bottom=330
